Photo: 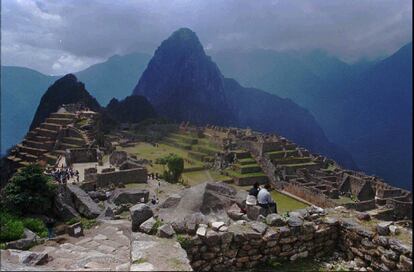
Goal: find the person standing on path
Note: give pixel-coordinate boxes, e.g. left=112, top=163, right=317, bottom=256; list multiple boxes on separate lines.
left=45, top=218, right=56, bottom=239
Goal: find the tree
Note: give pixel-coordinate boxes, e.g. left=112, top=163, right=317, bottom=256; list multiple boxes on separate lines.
left=158, top=153, right=184, bottom=183
left=1, top=164, right=57, bottom=215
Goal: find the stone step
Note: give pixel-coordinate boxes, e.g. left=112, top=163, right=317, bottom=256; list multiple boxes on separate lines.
left=40, top=122, right=62, bottom=132
left=18, top=152, right=38, bottom=162
left=35, top=127, right=58, bottom=138
left=6, top=156, right=22, bottom=163
left=59, top=143, right=81, bottom=150
left=53, top=150, right=66, bottom=156
left=26, top=132, right=52, bottom=142
left=23, top=139, right=55, bottom=150
left=45, top=117, right=74, bottom=126
left=18, top=161, right=32, bottom=167
left=62, top=137, right=85, bottom=146
left=43, top=153, right=58, bottom=165
left=17, top=144, right=48, bottom=156
left=50, top=112, right=76, bottom=119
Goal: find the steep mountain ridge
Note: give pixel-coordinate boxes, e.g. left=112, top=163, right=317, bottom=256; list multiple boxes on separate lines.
left=133, top=28, right=235, bottom=125
left=133, top=28, right=357, bottom=169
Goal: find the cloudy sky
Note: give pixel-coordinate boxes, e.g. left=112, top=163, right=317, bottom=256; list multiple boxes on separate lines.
left=1, top=0, right=412, bottom=75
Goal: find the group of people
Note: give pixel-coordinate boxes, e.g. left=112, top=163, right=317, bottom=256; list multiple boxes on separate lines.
left=49, top=167, right=80, bottom=184
left=247, top=182, right=278, bottom=214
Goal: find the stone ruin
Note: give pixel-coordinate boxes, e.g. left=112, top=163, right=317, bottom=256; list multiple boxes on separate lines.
left=6, top=104, right=98, bottom=172
left=186, top=124, right=413, bottom=221
left=81, top=150, right=148, bottom=190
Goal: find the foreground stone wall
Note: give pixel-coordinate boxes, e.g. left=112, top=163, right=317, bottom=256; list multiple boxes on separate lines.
left=183, top=217, right=338, bottom=271
left=176, top=213, right=412, bottom=272
left=339, top=220, right=412, bottom=271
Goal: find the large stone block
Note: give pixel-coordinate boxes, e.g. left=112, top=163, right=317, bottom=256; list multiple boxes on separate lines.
left=67, top=184, right=102, bottom=219
left=130, top=204, right=153, bottom=232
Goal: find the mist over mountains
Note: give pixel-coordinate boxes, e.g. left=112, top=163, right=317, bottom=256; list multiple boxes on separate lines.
left=1, top=30, right=411, bottom=189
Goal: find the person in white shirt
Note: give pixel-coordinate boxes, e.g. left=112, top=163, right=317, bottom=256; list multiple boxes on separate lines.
left=257, top=183, right=277, bottom=213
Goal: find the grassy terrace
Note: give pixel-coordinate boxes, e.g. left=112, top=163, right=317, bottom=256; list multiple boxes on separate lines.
left=118, top=142, right=204, bottom=174
left=266, top=149, right=298, bottom=159
left=271, top=190, right=309, bottom=214
left=283, top=162, right=318, bottom=167
left=238, top=158, right=256, bottom=165
left=225, top=169, right=266, bottom=178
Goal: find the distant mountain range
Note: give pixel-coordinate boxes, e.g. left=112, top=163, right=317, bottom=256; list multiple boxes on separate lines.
left=212, top=43, right=413, bottom=190
left=1, top=31, right=411, bottom=189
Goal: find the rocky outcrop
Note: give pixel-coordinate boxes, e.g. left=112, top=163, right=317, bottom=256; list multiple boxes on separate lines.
left=158, top=182, right=247, bottom=223
left=66, top=184, right=102, bottom=219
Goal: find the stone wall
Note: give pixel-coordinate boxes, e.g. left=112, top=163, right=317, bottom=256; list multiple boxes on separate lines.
left=96, top=168, right=147, bottom=188
left=66, top=148, right=97, bottom=164
left=338, top=220, right=412, bottom=271
left=178, top=214, right=412, bottom=272
left=385, top=199, right=413, bottom=220
left=343, top=200, right=376, bottom=212
left=183, top=217, right=338, bottom=271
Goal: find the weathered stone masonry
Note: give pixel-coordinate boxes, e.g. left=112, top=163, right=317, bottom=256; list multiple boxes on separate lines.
left=180, top=216, right=412, bottom=272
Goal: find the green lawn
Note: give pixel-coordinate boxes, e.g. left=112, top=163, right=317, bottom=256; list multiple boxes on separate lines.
left=271, top=191, right=309, bottom=214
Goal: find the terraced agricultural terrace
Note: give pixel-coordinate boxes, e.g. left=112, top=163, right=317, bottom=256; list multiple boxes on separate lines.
left=115, top=124, right=309, bottom=212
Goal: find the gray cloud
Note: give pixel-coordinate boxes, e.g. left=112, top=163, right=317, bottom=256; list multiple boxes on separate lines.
left=1, top=0, right=412, bottom=75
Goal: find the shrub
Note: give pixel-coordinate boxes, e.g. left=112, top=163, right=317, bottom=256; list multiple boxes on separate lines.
left=0, top=212, right=24, bottom=242
left=1, top=164, right=57, bottom=216
left=158, top=154, right=184, bottom=184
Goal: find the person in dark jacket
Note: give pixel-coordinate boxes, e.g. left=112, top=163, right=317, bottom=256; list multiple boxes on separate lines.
left=248, top=182, right=260, bottom=197
left=45, top=218, right=55, bottom=239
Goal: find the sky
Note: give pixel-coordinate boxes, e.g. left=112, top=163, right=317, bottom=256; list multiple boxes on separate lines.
left=1, top=0, right=412, bottom=75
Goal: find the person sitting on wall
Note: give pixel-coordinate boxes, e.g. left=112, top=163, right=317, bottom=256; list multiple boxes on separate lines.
left=249, top=182, right=260, bottom=197
left=257, top=183, right=277, bottom=213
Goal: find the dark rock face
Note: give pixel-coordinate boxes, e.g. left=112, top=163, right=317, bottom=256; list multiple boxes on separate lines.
left=132, top=28, right=356, bottom=168
left=105, top=95, right=157, bottom=124
left=133, top=28, right=235, bottom=126
left=30, top=74, right=101, bottom=130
